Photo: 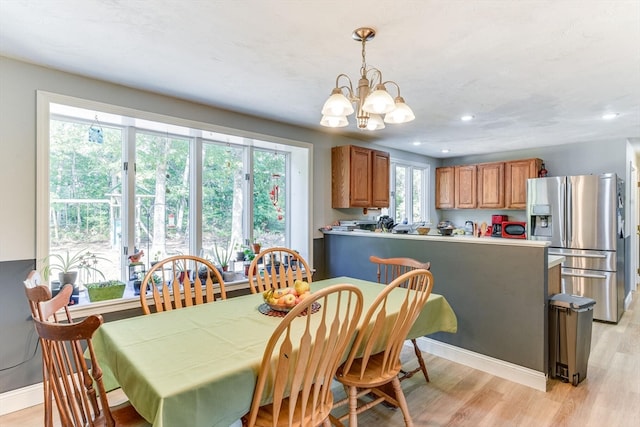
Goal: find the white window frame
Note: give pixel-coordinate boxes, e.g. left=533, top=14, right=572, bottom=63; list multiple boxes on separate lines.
left=389, top=159, right=431, bottom=225
left=36, top=91, right=313, bottom=315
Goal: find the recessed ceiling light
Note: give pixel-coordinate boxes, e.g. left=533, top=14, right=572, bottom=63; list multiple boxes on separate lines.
left=460, top=115, right=474, bottom=121
left=412, top=141, right=422, bottom=146
left=441, top=148, right=450, bottom=153
left=602, top=113, right=619, bottom=120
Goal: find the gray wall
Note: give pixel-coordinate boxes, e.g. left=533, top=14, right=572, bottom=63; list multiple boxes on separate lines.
left=324, top=233, right=549, bottom=372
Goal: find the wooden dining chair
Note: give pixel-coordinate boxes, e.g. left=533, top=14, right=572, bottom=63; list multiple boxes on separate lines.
left=34, top=286, right=150, bottom=427
left=248, top=247, right=313, bottom=294
left=242, top=283, right=364, bottom=427
left=333, top=269, right=434, bottom=427
left=139, top=254, right=226, bottom=315
left=369, top=255, right=432, bottom=382
left=23, top=271, right=74, bottom=427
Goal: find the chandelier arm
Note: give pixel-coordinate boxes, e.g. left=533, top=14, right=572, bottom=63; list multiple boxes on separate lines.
left=334, top=74, right=355, bottom=97
left=383, top=80, right=401, bottom=97
left=364, top=68, right=384, bottom=87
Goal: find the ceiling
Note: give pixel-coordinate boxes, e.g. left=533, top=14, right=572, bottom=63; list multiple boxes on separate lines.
left=1, top=1, right=639, bottom=158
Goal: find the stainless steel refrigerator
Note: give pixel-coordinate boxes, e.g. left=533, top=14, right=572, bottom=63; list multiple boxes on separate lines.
left=527, top=173, right=625, bottom=322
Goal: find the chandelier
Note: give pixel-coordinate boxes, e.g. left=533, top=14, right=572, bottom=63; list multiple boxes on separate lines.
left=320, top=27, right=415, bottom=131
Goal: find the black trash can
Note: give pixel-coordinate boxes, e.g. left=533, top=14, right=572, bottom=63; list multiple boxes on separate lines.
left=549, top=293, right=596, bottom=386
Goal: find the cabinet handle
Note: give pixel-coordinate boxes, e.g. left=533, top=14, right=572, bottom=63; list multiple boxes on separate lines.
left=561, top=271, right=607, bottom=279
left=549, top=252, right=606, bottom=259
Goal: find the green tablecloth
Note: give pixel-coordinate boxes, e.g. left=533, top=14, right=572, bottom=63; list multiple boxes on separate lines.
left=92, top=276, right=457, bottom=427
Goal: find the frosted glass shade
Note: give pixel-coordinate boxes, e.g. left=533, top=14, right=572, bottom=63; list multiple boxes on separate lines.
left=365, top=114, right=385, bottom=130
left=321, top=89, right=354, bottom=116
left=320, top=114, right=349, bottom=128
left=384, top=97, right=415, bottom=124
left=362, top=85, right=395, bottom=114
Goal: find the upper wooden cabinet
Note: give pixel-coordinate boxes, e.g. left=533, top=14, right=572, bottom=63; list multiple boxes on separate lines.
left=435, top=157, right=543, bottom=210
left=435, top=167, right=455, bottom=209
left=455, top=165, right=477, bottom=208
left=332, top=145, right=390, bottom=209
left=477, top=162, right=505, bottom=208
left=371, top=149, right=390, bottom=207
left=505, top=158, right=543, bottom=209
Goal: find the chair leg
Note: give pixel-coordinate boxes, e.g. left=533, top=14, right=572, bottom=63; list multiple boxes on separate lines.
left=348, top=385, right=359, bottom=427
left=411, top=339, right=430, bottom=382
left=390, top=376, right=414, bottom=427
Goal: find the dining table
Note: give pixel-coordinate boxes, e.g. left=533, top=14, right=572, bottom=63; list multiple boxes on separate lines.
left=92, top=276, right=458, bottom=427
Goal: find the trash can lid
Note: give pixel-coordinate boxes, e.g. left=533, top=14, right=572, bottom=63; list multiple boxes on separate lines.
left=549, top=293, right=596, bottom=310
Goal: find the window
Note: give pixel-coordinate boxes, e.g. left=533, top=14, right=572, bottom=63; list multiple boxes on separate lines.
left=389, top=161, right=430, bottom=225
left=37, top=92, right=311, bottom=307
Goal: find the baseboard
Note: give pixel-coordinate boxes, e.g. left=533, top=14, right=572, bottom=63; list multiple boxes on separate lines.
left=415, top=337, right=548, bottom=392
left=0, top=382, right=43, bottom=416
left=624, top=291, right=634, bottom=311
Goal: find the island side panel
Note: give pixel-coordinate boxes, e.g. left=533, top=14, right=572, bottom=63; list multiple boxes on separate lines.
left=324, top=233, right=548, bottom=373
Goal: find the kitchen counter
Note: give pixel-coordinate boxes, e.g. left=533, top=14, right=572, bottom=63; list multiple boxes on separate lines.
left=323, top=230, right=554, bottom=391
left=548, top=254, right=565, bottom=269
left=323, top=230, right=550, bottom=248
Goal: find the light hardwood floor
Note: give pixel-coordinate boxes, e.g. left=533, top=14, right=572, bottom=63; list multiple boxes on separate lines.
left=3, top=292, right=638, bottom=426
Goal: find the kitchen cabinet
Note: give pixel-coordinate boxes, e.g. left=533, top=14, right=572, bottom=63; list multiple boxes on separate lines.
left=477, top=162, right=505, bottom=208
left=505, top=158, right=543, bottom=209
left=435, top=167, right=455, bottom=209
left=332, top=145, right=390, bottom=209
left=455, top=165, right=477, bottom=208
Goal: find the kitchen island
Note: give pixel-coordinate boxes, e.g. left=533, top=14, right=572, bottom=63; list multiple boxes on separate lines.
left=323, top=230, right=558, bottom=391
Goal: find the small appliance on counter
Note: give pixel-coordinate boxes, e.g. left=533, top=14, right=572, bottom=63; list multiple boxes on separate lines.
left=437, top=220, right=455, bottom=236
left=501, top=221, right=527, bottom=238
left=377, top=215, right=395, bottom=231
left=337, top=219, right=377, bottom=232
left=464, top=221, right=474, bottom=235
left=491, top=215, right=509, bottom=237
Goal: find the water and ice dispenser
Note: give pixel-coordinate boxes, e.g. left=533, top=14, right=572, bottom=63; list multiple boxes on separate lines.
left=530, top=204, right=553, bottom=238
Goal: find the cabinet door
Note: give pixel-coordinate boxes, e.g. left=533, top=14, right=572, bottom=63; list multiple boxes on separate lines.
left=435, top=167, right=455, bottom=209
left=477, top=162, right=505, bottom=208
left=348, top=146, right=372, bottom=207
left=455, top=165, right=477, bottom=208
left=371, top=150, right=390, bottom=208
left=505, top=158, right=542, bottom=209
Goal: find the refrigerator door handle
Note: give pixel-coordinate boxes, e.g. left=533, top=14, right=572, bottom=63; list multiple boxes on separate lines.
left=549, top=252, right=607, bottom=260
left=561, top=271, right=607, bottom=279
left=566, top=180, right=572, bottom=246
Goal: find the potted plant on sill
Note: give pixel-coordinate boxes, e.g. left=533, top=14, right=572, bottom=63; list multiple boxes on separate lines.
left=212, top=240, right=234, bottom=272
left=86, top=279, right=127, bottom=302
left=42, top=248, right=108, bottom=305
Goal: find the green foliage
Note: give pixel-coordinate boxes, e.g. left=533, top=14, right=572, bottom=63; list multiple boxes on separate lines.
left=42, top=249, right=108, bottom=282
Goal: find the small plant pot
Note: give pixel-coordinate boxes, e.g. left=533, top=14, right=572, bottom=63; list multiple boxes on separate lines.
left=87, top=281, right=126, bottom=302
left=251, top=243, right=261, bottom=254
left=58, top=271, right=78, bottom=286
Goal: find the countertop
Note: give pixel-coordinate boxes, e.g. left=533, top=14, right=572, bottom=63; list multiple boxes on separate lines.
left=322, top=229, right=550, bottom=248
left=548, top=255, right=565, bottom=269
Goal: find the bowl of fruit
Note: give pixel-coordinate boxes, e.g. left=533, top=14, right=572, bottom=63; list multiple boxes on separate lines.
left=262, top=279, right=311, bottom=312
